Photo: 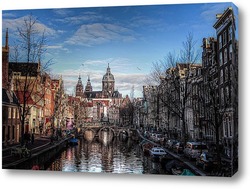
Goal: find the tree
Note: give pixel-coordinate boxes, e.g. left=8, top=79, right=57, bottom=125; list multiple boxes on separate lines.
left=9, top=14, right=52, bottom=144
left=148, top=33, right=201, bottom=143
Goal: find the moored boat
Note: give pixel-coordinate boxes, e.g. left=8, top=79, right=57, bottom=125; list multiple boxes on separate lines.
left=69, top=137, right=79, bottom=145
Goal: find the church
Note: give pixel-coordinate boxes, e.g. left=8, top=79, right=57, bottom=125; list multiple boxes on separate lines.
left=74, top=64, right=123, bottom=124
left=75, top=64, right=121, bottom=99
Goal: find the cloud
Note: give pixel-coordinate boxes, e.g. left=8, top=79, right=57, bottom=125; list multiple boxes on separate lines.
left=65, top=23, right=136, bottom=46
left=55, top=65, right=146, bottom=97
left=53, top=9, right=72, bottom=16
left=53, top=10, right=111, bottom=26
left=55, top=14, right=105, bottom=25
left=200, top=3, right=232, bottom=22
left=2, top=12, right=16, bottom=18
left=2, top=16, right=56, bottom=36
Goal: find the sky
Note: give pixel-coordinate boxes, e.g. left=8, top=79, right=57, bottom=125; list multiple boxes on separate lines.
left=2, top=2, right=238, bottom=97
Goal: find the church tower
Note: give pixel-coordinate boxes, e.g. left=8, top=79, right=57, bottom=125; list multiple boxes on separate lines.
left=85, top=75, right=93, bottom=92
left=102, top=64, right=115, bottom=97
left=75, top=75, right=84, bottom=97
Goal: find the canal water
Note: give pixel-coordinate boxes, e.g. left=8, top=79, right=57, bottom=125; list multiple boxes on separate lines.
left=44, top=137, right=168, bottom=174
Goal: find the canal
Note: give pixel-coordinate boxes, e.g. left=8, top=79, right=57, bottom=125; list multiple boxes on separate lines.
left=44, top=136, right=168, bottom=174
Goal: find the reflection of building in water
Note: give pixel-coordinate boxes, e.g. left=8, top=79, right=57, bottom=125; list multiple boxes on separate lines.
left=101, top=142, right=113, bottom=173
left=46, top=137, right=159, bottom=174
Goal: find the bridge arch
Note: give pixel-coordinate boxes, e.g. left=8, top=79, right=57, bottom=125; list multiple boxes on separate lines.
left=117, top=130, right=129, bottom=138
left=82, top=128, right=96, bottom=142
left=98, top=127, right=115, bottom=145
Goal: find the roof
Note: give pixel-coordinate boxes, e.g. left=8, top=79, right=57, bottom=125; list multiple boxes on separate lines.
left=9, top=62, right=40, bottom=77
left=84, top=91, right=102, bottom=98
left=2, top=88, right=19, bottom=106
left=213, top=7, right=234, bottom=29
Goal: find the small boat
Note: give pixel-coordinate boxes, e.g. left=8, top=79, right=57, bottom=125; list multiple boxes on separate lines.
left=171, top=167, right=183, bottom=175
left=69, top=137, right=79, bottom=145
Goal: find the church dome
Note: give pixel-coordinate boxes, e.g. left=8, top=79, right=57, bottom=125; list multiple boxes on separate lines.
left=102, top=64, right=114, bottom=81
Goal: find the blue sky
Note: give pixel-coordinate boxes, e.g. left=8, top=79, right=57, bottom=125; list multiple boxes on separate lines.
left=2, top=2, right=238, bottom=97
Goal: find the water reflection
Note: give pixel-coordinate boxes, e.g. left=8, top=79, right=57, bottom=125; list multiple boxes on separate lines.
left=45, top=137, right=167, bottom=174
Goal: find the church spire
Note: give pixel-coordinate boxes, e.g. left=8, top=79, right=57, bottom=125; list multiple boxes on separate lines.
left=85, top=75, right=92, bottom=92
left=107, top=63, right=111, bottom=74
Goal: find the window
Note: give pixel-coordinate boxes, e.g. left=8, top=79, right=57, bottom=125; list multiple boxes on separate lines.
left=7, top=126, right=11, bottom=140
left=224, top=118, right=228, bottom=137
left=220, top=70, right=224, bottom=84
left=225, top=67, right=228, bottom=81
left=223, top=114, right=233, bottom=138
left=13, top=72, right=21, bottom=77
left=8, top=107, right=11, bottom=119
left=225, top=85, right=229, bottom=102
left=230, top=64, right=234, bottom=80
left=219, top=52, right=223, bottom=65
left=228, top=25, right=233, bottom=41
left=220, top=88, right=224, bottom=106
left=12, top=125, right=15, bottom=140
left=224, top=48, right=228, bottom=64
left=219, top=35, right=222, bottom=49
left=229, top=44, right=233, bottom=60
left=13, top=108, right=16, bottom=119
left=229, top=116, right=232, bottom=137
left=223, top=30, right=227, bottom=46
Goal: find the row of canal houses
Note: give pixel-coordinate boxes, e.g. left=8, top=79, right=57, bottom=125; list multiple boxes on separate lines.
left=2, top=29, right=68, bottom=147
left=133, top=7, right=238, bottom=159
left=2, top=29, right=134, bottom=147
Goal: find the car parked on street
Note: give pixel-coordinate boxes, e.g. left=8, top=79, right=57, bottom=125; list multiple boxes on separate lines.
left=183, top=142, right=208, bottom=159
left=196, top=151, right=218, bottom=171
left=149, top=147, right=167, bottom=158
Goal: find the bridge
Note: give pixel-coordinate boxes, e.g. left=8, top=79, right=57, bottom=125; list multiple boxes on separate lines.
left=79, top=122, right=136, bottom=143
